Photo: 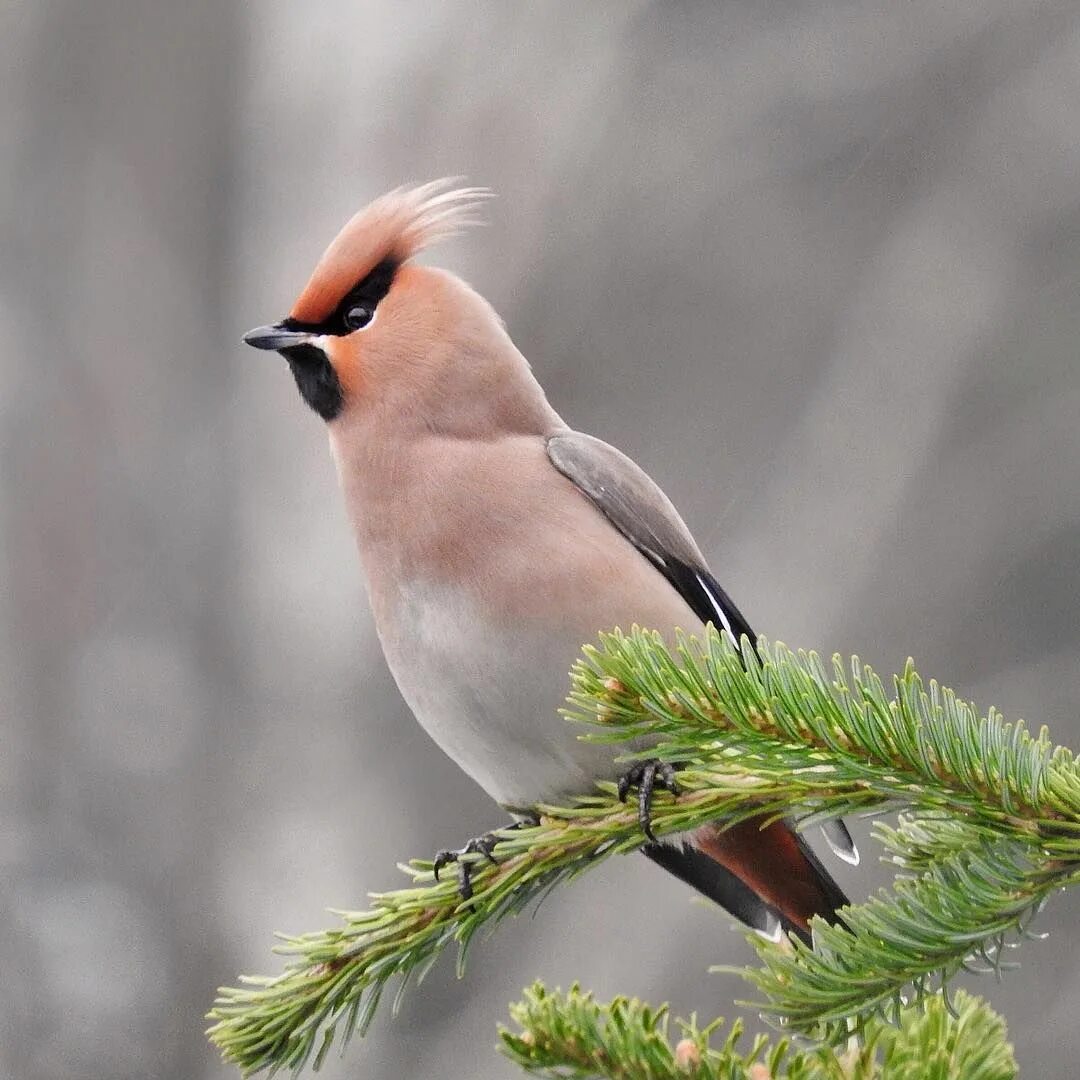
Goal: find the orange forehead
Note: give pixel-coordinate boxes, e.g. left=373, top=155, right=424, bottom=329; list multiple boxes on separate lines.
left=289, top=180, right=491, bottom=324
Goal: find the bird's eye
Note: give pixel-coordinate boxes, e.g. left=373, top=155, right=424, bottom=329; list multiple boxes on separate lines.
left=344, top=304, right=374, bottom=331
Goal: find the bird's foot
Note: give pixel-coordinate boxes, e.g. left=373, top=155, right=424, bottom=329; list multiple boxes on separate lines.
left=433, top=834, right=499, bottom=901
left=432, top=814, right=540, bottom=901
left=617, top=759, right=680, bottom=843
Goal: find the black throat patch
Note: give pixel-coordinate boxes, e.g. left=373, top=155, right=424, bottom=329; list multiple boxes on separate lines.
left=280, top=343, right=344, bottom=421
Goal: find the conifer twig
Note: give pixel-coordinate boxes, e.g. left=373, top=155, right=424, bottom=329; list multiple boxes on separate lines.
left=205, top=760, right=811, bottom=1074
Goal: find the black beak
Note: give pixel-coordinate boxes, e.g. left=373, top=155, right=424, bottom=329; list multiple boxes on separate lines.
left=242, top=324, right=313, bottom=351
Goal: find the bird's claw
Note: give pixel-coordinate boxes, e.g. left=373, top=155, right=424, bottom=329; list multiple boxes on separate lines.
left=432, top=833, right=500, bottom=901
left=617, top=759, right=680, bottom=843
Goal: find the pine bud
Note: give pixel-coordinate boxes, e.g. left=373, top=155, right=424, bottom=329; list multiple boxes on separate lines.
left=596, top=677, right=626, bottom=722
left=674, top=1038, right=701, bottom=1071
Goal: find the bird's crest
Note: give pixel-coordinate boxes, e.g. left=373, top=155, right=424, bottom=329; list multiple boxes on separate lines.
left=290, top=179, right=492, bottom=324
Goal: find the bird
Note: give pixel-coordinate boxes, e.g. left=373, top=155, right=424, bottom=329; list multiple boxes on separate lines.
left=243, top=179, right=857, bottom=944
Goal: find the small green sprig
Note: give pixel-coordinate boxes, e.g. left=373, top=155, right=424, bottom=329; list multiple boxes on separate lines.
left=500, top=981, right=1016, bottom=1080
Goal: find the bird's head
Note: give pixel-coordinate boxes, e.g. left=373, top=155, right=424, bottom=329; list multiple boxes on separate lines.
left=244, top=179, right=545, bottom=431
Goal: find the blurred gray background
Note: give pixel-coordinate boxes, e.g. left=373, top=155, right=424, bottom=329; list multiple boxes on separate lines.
left=4, top=2, right=1080, bottom=1077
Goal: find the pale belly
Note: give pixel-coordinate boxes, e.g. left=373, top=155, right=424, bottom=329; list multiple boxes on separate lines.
left=341, top=430, right=703, bottom=812
left=375, top=578, right=641, bottom=810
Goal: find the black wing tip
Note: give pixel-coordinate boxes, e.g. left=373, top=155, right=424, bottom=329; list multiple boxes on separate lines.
left=662, top=562, right=757, bottom=647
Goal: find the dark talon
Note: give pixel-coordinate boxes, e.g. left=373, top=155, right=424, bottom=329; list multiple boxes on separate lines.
left=431, top=826, right=518, bottom=901
left=618, top=759, right=680, bottom=842
left=432, top=849, right=456, bottom=882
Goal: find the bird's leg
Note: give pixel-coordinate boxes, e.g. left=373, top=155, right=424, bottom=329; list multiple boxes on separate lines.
left=617, top=760, right=680, bottom=843
left=432, top=813, right=540, bottom=901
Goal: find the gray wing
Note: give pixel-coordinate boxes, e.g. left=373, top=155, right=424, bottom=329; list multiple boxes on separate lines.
left=546, top=429, right=859, bottom=867
left=546, top=430, right=755, bottom=643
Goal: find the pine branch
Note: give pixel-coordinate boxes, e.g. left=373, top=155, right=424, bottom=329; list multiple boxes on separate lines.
left=500, top=981, right=1017, bottom=1079
left=207, top=628, right=1080, bottom=1074
left=567, top=629, right=1080, bottom=1040
left=205, top=760, right=824, bottom=1074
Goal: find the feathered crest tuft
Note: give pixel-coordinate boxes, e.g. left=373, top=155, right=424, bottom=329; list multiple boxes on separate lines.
left=290, top=179, right=493, bottom=323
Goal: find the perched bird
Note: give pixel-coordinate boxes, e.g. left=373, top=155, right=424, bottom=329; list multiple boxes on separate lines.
left=244, top=180, right=856, bottom=943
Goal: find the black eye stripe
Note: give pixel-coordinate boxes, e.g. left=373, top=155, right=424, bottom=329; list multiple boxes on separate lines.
left=282, top=258, right=397, bottom=337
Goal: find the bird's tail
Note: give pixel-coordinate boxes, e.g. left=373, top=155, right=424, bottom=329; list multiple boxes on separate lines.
left=644, top=816, right=849, bottom=945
